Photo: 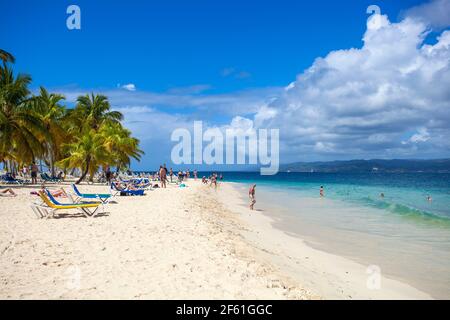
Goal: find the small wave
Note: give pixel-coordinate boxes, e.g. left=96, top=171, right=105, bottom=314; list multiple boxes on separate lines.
left=362, top=197, right=450, bottom=227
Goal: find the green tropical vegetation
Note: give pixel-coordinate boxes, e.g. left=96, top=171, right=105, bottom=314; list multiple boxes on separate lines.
left=0, top=49, right=143, bottom=183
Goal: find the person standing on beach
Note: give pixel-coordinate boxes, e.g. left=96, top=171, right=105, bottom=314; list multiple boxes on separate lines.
left=159, top=165, right=167, bottom=188
left=320, top=186, right=324, bottom=197
left=105, top=166, right=112, bottom=184
left=169, top=168, right=174, bottom=183
left=31, top=161, right=38, bottom=184
left=249, top=184, right=256, bottom=210
left=194, top=169, right=198, bottom=180
left=22, top=166, right=28, bottom=179
left=210, top=173, right=217, bottom=189
left=163, top=163, right=168, bottom=184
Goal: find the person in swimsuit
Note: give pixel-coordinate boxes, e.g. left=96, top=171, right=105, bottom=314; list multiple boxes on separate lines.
left=0, top=187, right=17, bottom=197
left=210, top=174, right=217, bottom=189
left=249, top=184, right=256, bottom=210
left=159, top=165, right=167, bottom=188
left=320, top=186, right=324, bottom=197
left=31, top=161, right=38, bottom=184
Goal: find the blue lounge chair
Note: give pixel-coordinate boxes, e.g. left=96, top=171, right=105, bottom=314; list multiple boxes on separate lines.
left=0, top=174, right=24, bottom=185
left=40, top=173, right=61, bottom=183
left=29, top=190, right=103, bottom=218
left=111, top=182, right=145, bottom=196
left=71, top=184, right=113, bottom=204
left=129, top=178, right=152, bottom=190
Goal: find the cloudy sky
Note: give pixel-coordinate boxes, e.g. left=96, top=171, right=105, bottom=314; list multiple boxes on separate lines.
left=1, top=0, right=450, bottom=170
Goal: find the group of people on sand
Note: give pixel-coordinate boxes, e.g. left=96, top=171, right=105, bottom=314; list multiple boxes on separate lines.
left=200, top=173, right=224, bottom=189
left=154, top=165, right=203, bottom=188
left=8, top=162, right=65, bottom=185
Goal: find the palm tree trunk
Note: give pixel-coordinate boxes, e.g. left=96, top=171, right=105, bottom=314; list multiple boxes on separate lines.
left=76, top=157, right=90, bottom=184
left=51, top=152, right=55, bottom=177
left=49, top=144, right=55, bottom=177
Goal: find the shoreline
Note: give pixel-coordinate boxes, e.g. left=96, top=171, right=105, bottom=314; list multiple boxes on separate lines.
left=0, top=179, right=432, bottom=299
left=217, top=182, right=433, bottom=300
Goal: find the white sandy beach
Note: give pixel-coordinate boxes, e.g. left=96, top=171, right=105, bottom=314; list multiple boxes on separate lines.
left=0, top=180, right=431, bottom=299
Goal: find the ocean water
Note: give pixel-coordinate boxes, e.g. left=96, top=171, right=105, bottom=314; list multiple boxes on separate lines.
left=210, top=172, right=450, bottom=298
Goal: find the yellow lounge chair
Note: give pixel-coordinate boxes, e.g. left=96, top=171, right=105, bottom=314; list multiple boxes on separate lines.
left=31, top=191, right=102, bottom=219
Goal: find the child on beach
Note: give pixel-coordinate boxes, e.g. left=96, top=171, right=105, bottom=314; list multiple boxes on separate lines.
left=249, top=184, right=256, bottom=210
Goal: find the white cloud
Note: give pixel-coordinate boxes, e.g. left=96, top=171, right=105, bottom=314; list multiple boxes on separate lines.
left=410, top=128, right=431, bottom=143
left=221, top=67, right=252, bottom=79
left=57, top=85, right=280, bottom=118
left=249, top=14, right=450, bottom=161
left=403, top=0, right=450, bottom=30
left=166, top=84, right=211, bottom=95
left=120, top=83, right=136, bottom=91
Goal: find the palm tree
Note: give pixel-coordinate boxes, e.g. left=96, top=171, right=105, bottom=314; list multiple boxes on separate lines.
left=99, top=122, right=144, bottom=170
left=0, top=65, right=46, bottom=170
left=0, top=50, right=143, bottom=179
left=0, top=49, right=15, bottom=67
left=57, top=129, right=109, bottom=184
left=32, top=87, right=66, bottom=176
left=73, top=93, right=123, bottom=130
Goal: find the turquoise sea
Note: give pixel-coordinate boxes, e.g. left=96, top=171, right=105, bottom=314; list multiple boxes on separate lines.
left=213, top=172, right=450, bottom=298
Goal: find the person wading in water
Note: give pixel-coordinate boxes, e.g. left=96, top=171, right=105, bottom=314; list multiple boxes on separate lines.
left=249, top=184, right=256, bottom=210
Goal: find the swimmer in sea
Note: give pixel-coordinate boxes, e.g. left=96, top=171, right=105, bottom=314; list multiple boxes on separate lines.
left=249, top=184, right=256, bottom=210
left=320, top=186, right=324, bottom=197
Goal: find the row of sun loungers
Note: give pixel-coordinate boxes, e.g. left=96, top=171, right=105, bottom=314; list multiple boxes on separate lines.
left=1, top=173, right=61, bottom=185
left=30, top=182, right=148, bottom=219
left=0, top=174, right=28, bottom=185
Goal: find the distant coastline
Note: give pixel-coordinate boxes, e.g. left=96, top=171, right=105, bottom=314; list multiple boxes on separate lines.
left=280, top=159, right=450, bottom=173
left=131, top=159, right=450, bottom=174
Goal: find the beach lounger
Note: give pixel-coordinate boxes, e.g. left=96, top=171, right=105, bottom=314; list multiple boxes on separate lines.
left=71, top=184, right=113, bottom=204
left=40, top=173, right=60, bottom=183
left=110, top=182, right=145, bottom=196
left=30, top=191, right=102, bottom=219
left=128, top=178, right=153, bottom=190
left=0, top=174, right=24, bottom=185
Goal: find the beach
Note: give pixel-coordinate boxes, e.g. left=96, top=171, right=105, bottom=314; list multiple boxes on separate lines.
left=0, top=180, right=314, bottom=299
left=0, top=179, right=436, bottom=300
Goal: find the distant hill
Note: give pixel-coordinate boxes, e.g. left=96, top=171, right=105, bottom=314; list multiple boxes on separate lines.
left=280, top=159, right=450, bottom=173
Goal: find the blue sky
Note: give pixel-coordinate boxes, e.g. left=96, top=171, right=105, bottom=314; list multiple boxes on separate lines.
left=1, top=0, right=450, bottom=170
left=2, top=0, right=425, bottom=91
